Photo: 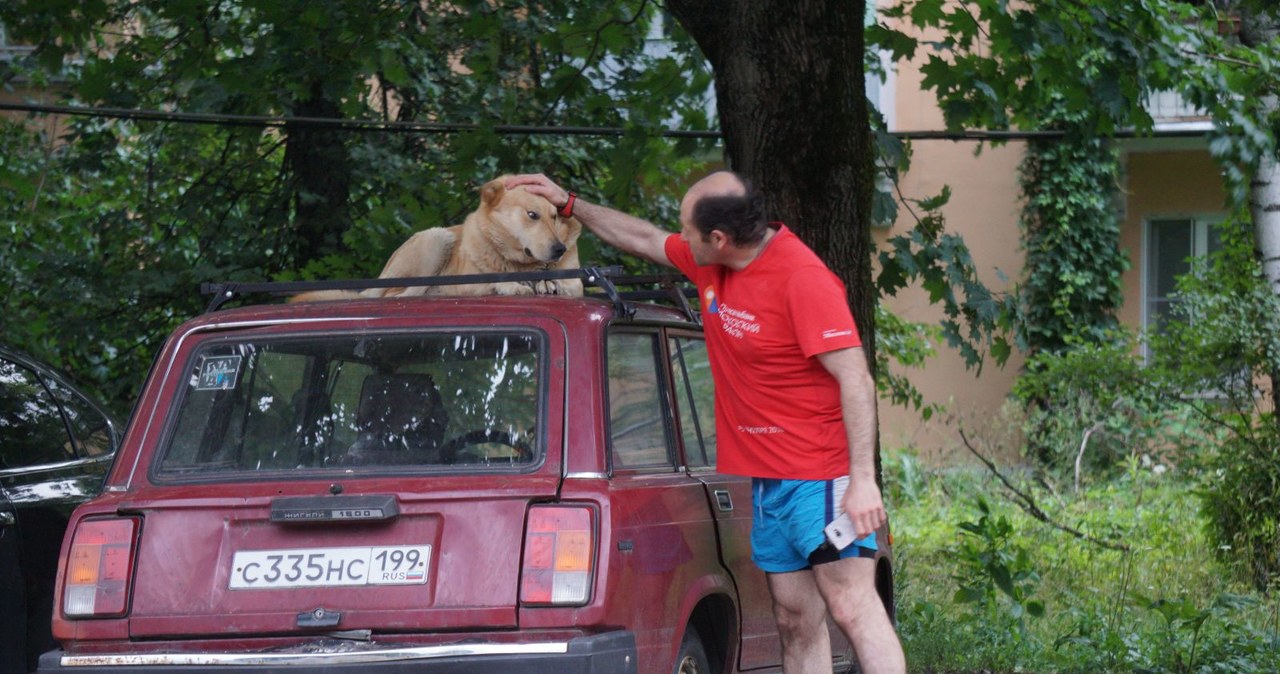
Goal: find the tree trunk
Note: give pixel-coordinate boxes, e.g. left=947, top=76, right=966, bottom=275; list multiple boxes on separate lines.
left=665, top=0, right=878, bottom=373
left=284, top=81, right=353, bottom=265
left=1239, top=9, right=1280, bottom=417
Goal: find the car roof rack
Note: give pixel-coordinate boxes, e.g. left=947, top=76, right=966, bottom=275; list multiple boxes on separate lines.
left=200, top=266, right=700, bottom=322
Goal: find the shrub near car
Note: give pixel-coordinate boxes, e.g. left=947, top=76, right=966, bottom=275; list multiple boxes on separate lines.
left=39, top=273, right=893, bottom=674
left=1, top=345, right=120, bottom=674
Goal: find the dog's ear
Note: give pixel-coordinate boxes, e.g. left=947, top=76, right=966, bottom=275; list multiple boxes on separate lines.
left=562, top=215, right=583, bottom=246
left=480, top=177, right=507, bottom=208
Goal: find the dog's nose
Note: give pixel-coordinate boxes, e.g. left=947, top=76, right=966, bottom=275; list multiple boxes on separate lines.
left=550, top=242, right=567, bottom=260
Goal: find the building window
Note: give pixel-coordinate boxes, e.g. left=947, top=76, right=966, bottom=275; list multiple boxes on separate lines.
left=1145, top=216, right=1222, bottom=334
left=0, top=22, right=35, bottom=61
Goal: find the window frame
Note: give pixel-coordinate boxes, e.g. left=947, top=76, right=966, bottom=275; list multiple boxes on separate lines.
left=667, top=330, right=716, bottom=472
left=604, top=326, right=680, bottom=474
left=150, top=327, right=550, bottom=483
left=1141, top=213, right=1224, bottom=355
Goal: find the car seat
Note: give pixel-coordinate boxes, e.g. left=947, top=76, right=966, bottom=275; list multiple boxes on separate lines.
left=344, top=372, right=449, bottom=465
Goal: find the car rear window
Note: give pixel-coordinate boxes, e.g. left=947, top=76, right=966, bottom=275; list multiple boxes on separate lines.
left=155, top=330, right=543, bottom=479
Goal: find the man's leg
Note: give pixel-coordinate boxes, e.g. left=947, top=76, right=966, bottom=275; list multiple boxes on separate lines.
left=812, top=556, right=905, bottom=674
left=766, top=569, right=833, bottom=674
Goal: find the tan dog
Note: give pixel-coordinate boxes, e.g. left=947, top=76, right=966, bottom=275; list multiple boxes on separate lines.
left=293, top=176, right=582, bottom=301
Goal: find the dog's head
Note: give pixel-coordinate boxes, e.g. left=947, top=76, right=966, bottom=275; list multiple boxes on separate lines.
left=477, top=176, right=582, bottom=265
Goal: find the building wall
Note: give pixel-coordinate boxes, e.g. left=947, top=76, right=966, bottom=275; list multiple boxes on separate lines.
left=869, top=29, right=1030, bottom=460
left=871, top=11, right=1226, bottom=462
left=872, top=140, right=1027, bottom=460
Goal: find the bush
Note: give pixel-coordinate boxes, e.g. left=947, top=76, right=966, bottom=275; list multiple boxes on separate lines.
left=1012, top=335, right=1190, bottom=482
left=893, top=465, right=1280, bottom=673
left=1147, top=232, right=1280, bottom=592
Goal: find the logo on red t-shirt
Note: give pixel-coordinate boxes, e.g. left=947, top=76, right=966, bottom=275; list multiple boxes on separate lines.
left=703, top=286, right=719, bottom=314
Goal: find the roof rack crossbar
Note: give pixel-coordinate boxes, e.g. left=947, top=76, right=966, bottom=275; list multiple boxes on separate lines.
left=201, top=267, right=699, bottom=320
left=200, top=267, right=625, bottom=313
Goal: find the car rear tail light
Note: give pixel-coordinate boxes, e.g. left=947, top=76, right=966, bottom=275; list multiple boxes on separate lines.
left=63, top=517, right=139, bottom=618
left=520, top=505, right=595, bottom=605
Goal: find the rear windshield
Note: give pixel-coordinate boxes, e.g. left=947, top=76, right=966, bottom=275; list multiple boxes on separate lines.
left=155, top=330, right=543, bottom=479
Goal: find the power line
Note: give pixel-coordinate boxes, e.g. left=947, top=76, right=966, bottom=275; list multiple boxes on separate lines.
left=0, top=101, right=721, bottom=138
left=0, top=101, right=1213, bottom=141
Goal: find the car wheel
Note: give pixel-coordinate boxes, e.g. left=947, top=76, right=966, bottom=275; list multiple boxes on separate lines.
left=672, top=626, right=711, bottom=674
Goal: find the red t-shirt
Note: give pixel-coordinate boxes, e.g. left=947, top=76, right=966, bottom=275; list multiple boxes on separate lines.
left=665, top=224, right=862, bottom=480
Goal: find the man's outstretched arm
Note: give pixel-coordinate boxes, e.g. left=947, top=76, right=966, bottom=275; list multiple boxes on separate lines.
left=506, top=173, right=672, bottom=266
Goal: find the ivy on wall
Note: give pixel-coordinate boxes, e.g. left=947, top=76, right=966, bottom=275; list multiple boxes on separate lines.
left=1017, top=125, right=1128, bottom=356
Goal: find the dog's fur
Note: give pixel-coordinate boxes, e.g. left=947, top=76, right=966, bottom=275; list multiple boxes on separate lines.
left=292, top=176, right=582, bottom=301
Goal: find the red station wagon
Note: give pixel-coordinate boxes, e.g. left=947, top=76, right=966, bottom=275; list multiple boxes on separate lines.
left=39, top=270, right=894, bottom=674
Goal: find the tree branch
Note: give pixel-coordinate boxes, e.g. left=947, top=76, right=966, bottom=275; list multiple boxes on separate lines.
left=957, top=426, right=1130, bottom=552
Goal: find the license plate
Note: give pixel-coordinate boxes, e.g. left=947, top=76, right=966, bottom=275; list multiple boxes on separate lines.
left=229, top=545, right=431, bottom=589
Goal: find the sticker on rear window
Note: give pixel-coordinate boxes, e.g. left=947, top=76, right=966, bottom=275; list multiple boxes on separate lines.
left=196, top=355, right=243, bottom=390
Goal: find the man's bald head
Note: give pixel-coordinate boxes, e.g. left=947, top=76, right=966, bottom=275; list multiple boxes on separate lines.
left=682, top=170, right=766, bottom=246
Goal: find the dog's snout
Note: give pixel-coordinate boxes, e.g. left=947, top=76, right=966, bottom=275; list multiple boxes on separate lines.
left=550, top=242, right=567, bottom=260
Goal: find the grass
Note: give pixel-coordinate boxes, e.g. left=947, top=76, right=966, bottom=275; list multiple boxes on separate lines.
left=886, top=452, right=1280, bottom=673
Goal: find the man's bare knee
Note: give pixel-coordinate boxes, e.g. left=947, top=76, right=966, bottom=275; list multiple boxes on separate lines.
left=767, top=571, right=827, bottom=636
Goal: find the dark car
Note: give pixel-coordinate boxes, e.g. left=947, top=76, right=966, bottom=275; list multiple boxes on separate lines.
left=0, top=345, right=121, bottom=674
left=38, top=271, right=892, bottom=674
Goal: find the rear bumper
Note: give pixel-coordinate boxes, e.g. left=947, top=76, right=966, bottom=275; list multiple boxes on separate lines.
left=38, top=632, right=636, bottom=674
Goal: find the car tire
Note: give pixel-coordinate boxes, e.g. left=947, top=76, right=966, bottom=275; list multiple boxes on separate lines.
left=672, top=625, right=711, bottom=674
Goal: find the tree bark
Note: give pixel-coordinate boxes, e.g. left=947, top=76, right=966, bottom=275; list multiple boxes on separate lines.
left=666, top=0, right=878, bottom=373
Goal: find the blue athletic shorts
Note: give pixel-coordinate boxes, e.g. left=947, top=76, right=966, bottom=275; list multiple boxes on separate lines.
left=750, top=476, right=878, bottom=573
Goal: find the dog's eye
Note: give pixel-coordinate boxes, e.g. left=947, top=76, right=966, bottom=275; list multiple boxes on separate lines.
left=527, top=210, right=541, bottom=221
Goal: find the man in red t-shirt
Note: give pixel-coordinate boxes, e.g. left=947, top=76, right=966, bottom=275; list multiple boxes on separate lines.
left=507, top=171, right=905, bottom=674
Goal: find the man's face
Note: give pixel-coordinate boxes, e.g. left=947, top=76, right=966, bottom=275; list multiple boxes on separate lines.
left=678, top=191, right=717, bottom=266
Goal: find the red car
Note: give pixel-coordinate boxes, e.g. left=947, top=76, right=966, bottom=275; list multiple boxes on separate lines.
left=39, top=272, right=893, bottom=674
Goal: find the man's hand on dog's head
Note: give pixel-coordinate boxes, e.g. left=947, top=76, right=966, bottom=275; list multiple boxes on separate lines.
left=506, top=174, right=569, bottom=210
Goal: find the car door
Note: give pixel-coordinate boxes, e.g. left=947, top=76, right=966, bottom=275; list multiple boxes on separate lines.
left=602, top=328, right=722, bottom=672
left=666, top=331, right=783, bottom=671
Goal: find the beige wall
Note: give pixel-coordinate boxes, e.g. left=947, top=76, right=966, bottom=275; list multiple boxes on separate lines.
left=871, top=11, right=1030, bottom=460
left=872, top=142, right=1226, bottom=463
left=872, top=140, right=1028, bottom=460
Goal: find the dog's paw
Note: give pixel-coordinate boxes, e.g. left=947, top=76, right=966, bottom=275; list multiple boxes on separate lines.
left=531, top=280, right=559, bottom=295
left=494, top=282, right=536, bottom=296
left=530, top=279, right=583, bottom=296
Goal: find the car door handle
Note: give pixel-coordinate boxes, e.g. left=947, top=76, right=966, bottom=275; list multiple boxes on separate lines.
left=0, top=512, right=14, bottom=527
left=714, top=490, right=733, bottom=511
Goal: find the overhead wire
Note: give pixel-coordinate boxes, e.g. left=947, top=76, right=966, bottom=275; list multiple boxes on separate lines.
left=0, top=101, right=1214, bottom=142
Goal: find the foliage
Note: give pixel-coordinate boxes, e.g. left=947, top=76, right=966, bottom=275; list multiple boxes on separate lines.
left=875, top=184, right=1020, bottom=373
left=872, top=0, right=1197, bottom=134
left=1018, top=119, right=1128, bottom=355
left=873, top=303, right=941, bottom=420
left=871, top=0, right=1280, bottom=202
left=0, top=0, right=718, bottom=413
left=951, top=497, right=1045, bottom=629
left=1011, top=334, right=1199, bottom=480
left=894, top=463, right=1280, bottom=673
left=1145, top=220, right=1280, bottom=592
left=871, top=0, right=1280, bottom=355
